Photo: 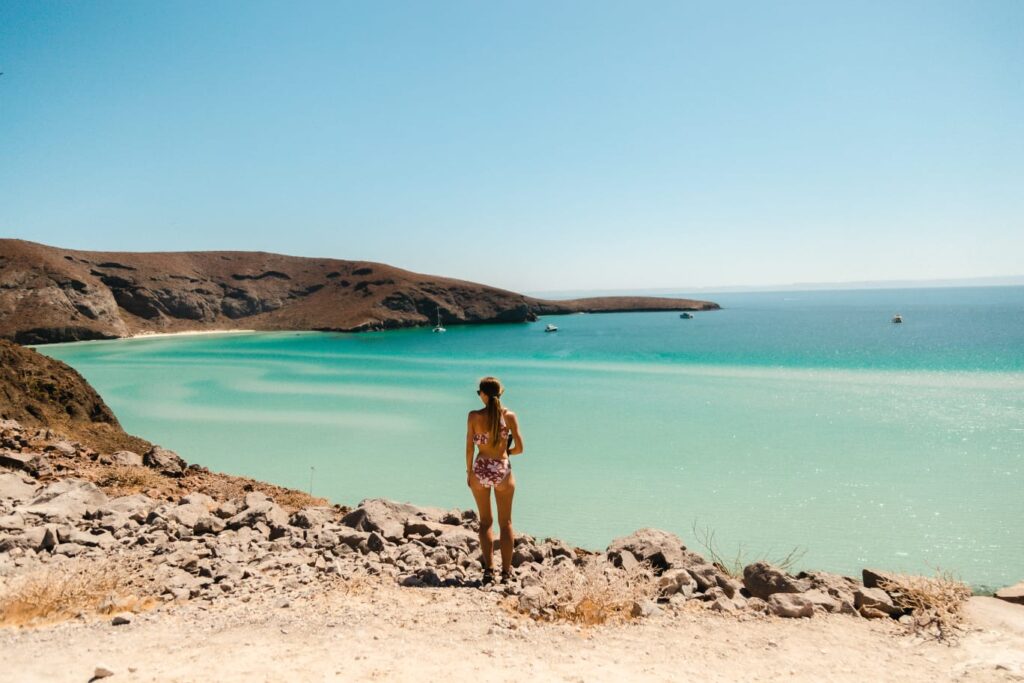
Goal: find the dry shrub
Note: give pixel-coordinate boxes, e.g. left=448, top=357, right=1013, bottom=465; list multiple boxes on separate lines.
left=691, top=522, right=805, bottom=578
left=878, top=571, right=972, bottom=642
left=0, top=558, right=155, bottom=627
left=527, top=560, right=657, bottom=626
left=94, top=464, right=165, bottom=495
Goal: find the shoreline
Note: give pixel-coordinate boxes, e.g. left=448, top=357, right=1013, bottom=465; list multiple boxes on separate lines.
left=127, top=329, right=257, bottom=340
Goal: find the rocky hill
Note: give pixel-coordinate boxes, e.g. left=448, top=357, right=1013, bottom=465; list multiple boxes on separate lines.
left=0, top=239, right=718, bottom=344
left=0, top=340, right=151, bottom=454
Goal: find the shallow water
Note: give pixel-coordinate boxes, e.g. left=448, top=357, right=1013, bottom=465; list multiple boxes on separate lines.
left=37, top=286, right=1024, bottom=589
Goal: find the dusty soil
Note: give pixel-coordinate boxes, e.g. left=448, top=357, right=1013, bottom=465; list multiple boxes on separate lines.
left=2, top=583, right=1022, bottom=683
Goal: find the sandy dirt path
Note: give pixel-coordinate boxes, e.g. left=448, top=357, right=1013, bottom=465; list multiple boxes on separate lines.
left=3, top=582, right=1022, bottom=683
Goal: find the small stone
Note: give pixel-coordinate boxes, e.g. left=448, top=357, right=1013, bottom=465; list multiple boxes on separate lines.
left=710, top=597, right=739, bottom=613
left=631, top=599, right=661, bottom=618
left=111, top=613, right=132, bottom=626
left=768, top=593, right=814, bottom=618
left=91, top=667, right=114, bottom=680
left=854, top=587, right=898, bottom=617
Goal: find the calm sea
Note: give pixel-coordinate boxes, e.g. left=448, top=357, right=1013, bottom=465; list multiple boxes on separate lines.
left=37, top=286, right=1024, bottom=590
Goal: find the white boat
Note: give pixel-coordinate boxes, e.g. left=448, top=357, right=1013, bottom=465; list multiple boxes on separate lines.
left=433, top=310, right=446, bottom=333
left=544, top=324, right=558, bottom=333
left=891, top=314, right=903, bottom=324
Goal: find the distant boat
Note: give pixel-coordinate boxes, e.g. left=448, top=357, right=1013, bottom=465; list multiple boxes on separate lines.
left=679, top=312, right=694, bottom=319
left=433, top=310, right=446, bottom=333
left=544, top=324, right=558, bottom=333
left=891, top=314, right=903, bottom=324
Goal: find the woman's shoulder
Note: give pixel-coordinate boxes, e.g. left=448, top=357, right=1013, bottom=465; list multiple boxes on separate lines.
left=502, top=408, right=518, bottom=422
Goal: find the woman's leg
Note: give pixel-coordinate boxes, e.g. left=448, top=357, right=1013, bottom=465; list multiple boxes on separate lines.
left=469, top=479, right=495, bottom=569
left=494, top=471, right=516, bottom=573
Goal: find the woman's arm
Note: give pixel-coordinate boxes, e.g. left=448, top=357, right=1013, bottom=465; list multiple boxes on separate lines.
left=506, top=412, right=524, bottom=456
left=465, top=412, right=476, bottom=486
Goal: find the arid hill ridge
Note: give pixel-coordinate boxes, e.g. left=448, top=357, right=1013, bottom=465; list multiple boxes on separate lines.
left=0, top=239, right=718, bottom=344
left=0, top=339, right=151, bottom=454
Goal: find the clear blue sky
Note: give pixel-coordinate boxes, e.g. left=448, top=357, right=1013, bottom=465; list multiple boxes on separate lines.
left=1, top=1, right=1021, bottom=292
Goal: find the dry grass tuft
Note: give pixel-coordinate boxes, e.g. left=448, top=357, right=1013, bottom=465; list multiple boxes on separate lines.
left=525, top=560, right=657, bottom=626
left=691, top=522, right=806, bottom=578
left=0, top=559, right=155, bottom=627
left=94, top=464, right=166, bottom=495
left=878, top=571, right=972, bottom=643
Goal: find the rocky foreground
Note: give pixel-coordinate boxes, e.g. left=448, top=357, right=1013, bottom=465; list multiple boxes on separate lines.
left=2, top=419, right=1024, bottom=681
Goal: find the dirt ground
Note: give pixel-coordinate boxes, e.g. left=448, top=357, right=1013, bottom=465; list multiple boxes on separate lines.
left=2, top=580, right=1022, bottom=683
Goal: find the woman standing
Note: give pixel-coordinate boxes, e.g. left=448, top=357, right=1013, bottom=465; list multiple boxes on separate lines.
left=466, top=376, right=524, bottom=584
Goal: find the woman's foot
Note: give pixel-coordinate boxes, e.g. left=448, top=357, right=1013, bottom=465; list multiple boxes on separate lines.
left=481, top=567, right=495, bottom=586
left=500, top=569, right=513, bottom=585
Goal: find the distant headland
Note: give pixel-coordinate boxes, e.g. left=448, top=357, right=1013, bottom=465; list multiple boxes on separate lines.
left=0, top=240, right=719, bottom=345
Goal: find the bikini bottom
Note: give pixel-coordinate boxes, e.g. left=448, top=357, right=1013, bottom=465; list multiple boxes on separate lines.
left=473, top=457, right=510, bottom=488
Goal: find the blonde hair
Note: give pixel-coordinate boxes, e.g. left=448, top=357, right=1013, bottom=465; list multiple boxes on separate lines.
left=478, top=376, right=505, bottom=447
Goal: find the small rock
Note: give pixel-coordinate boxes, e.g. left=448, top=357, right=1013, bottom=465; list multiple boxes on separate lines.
left=631, top=599, right=661, bottom=618
left=710, top=597, right=739, bottom=613
left=854, top=587, right=899, bottom=617
left=768, top=593, right=814, bottom=618
left=111, top=613, right=132, bottom=626
left=143, top=446, right=187, bottom=476
left=91, top=667, right=114, bottom=680
left=518, top=585, right=547, bottom=614
left=743, top=561, right=810, bottom=600
left=106, top=450, right=143, bottom=467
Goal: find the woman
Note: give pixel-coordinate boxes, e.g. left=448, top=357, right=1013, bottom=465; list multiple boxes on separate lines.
left=466, top=376, right=524, bottom=585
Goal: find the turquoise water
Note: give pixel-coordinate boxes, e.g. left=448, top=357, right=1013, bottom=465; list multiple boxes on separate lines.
left=37, top=286, right=1024, bottom=589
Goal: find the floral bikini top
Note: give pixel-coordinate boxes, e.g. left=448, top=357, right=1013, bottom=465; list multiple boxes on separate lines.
left=473, top=418, right=510, bottom=446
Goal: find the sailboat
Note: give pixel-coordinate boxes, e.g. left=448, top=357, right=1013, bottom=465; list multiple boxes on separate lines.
left=433, top=310, right=447, bottom=333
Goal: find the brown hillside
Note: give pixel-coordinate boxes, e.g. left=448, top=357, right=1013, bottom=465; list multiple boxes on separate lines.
left=0, top=339, right=151, bottom=453
left=0, top=239, right=718, bottom=344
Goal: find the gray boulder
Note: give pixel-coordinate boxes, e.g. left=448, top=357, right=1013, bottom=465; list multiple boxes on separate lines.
left=743, top=562, right=810, bottom=600
left=143, top=446, right=186, bottom=476
left=23, top=479, right=108, bottom=521
left=179, top=492, right=216, bottom=508
left=0, top=513, right=25, bottom=531
left=606, top=528, right=688, bottom=573
left=797, top=571, right=858, bottom=614
left=0, top=472, right=37, bottom=501
left=341, top=499, right=436, bottom=543
left=166, top=502, right=210, bottom=529
left=106, top=493, right=157, bottom=521
left=518, top=585, right=548, bottom=614
left=194, top=515, right=226, bottom=535
left=227, top=494, right=289, bottom=530
left=855, top=586, right=899, bottom=618
left=862, top=567, right=899, bottom=590
left=290, top=507, right=330, bottom=529
left=102, top=451, right=143, bottom=467
left=768, top=593, right=814, bottom=618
